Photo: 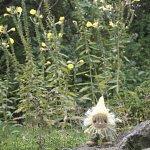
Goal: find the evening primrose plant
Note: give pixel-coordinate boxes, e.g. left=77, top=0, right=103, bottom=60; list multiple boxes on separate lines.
left=0, top=0, right=75, bottom=131
left=68, top=0, right=135, bottom=109
left=0, top=0, right=138, bottom=134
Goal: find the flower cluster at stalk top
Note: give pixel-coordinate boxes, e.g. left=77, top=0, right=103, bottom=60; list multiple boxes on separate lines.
left=84, top=96, right=116, bottom=141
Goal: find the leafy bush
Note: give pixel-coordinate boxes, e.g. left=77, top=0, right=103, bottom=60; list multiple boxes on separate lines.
left=110, top=80, right=150, bottom=127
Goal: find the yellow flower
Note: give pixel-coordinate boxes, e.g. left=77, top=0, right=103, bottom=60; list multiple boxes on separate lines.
left=78, top=60, right=84, bottom=66
left=58, top=33, right=63, bottom=38
left=3, top=13, right=10, bottom=17
left=67, top=60, right=72, bottom=64
left=59, top=16, right=65, bottom=22
left=67, top=64, right=74, bottom=70
left=109, top=21, right=114, bottom=27
left=39, top=15, right=43, bottom=18
left=106, top=5, right=111, bottom=9
left=6, top=7, right=12, bottom=13
left=9, top=38, right=14, bottom=44
left=45, top=61, right=51, bottom=65
left=0, top=26, right=4, bottom=32
left=8, top=27, right=16, bottom=32
left=16, top=7, right=22, bottom=13
left=92, top=22, right=99, bottom=28
left=86, top=21, right=93, bottom=27
left=55, top=16, right=65, bottom=25
left=41, top=42, right=46, bottom=47
left=47, top=32, right=52, bottom=39
left=79, top=60, right=84, bottom=64
left=30, top=9, right=36, bottom=15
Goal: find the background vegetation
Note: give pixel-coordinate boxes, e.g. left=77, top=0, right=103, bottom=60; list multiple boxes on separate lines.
left=0, top=0, right=150, bottom=149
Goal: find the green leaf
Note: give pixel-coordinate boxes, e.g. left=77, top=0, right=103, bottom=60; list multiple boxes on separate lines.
left=79, top=50, right=86, bottom=55
left=89, top=46, right=99, bottom=50
left=75, top=44, right=84, bottom=51
left=79, top=86, right=90, bottom=93
left=108, top=85, right=117, bottom=91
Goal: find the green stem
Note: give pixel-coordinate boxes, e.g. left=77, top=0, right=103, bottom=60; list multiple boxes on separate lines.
left=116, top=33, right=120, bottom=94
left=85, top=29, right=95, bottom=102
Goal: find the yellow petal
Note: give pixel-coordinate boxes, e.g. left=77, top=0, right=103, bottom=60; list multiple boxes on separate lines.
left=58, top=33, right=63, bottom=38
left=9, top=27, right=16, bottom=32
left=67, top=64, right=74, bottom=70
left=86, top=21, right=93, bottom=27
left=39, top=15, right=43, bottom=18
left=47, top=32, right=52, bottom=39
left=45, top=61, right=51, bottom=65
left=106, top=5, right=111, bottom=9
left=0, top=26, right=4, bottom=32
left=6, top=7, right=12, bottom=13
left=41, top=42, right=46, bottom=47
left=4, top=13, right=10, bottom=17
left=67, top=60, right=73, bottom=64
left=59, top=16, right=65, bottom=21
left=79, top=60, right=84, bottom=63
left=109, top=21, right=114, bottom=27
left=16, top=7, right=22, bottom=13
left=9, top=38, right=14, bottom=44
left=30, top=9, right=36, bottom=15
left=93, top=22, right=99, bottom=28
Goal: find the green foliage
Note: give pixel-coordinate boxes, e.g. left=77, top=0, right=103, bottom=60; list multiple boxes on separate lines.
left=121, top=0, right=150, bottom=89
left=0, top=80, right=12, bottom=122
left=0, top=0, right=149, bottom=133
left=109, top=80, right=150, bottom=127
left=67, top=0, right=134, bottom=106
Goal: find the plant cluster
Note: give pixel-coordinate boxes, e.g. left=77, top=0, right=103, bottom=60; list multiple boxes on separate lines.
left=0, top=0, right=149, bottom=132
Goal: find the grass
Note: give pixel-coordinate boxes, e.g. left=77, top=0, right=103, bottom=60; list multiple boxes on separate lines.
left=0, top=124, right=86, bottom=150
